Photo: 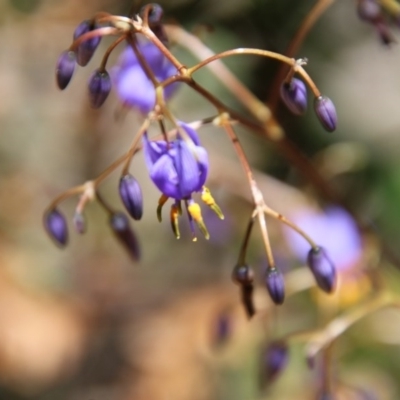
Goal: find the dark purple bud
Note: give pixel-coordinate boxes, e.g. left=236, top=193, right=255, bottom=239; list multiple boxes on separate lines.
left=139, top=4, right=168, bottom=45
left=314, top=96, right=337, bottom=132
left=260, top=341, right=289, bottom=384
left=307, top=246, right=337, bottom=293
left=73, top=20, right=101, bottom=67
left=140, top=3, right=164, bottom=26
left=88, top=69, right=112, bottom=108
left=110, top=212, right=140, bottom=260
left=241, top=284, right=255, bottom=318
left=280, top=78, right=307, bottom=115
left=357, top=0, right=381, bottom=22
left=55, top=50, right=76, bottom=90
left=232, top=264, right=254, bottom=286
left=264, top=268, right=285, bottom=305
left=376, top=22, right=395, bottom=46
left=73, top=212, right=86, bottom=234
left=119, top=174, right=143, bottom=220
left=44, top=208, right=68, bottom=247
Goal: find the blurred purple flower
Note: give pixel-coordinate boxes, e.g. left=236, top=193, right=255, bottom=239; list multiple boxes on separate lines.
left=143, top=122, right=208, bottom=200
left=284, top=206, right=362, bottom=271
left=112, top=40, right=179, bottom=113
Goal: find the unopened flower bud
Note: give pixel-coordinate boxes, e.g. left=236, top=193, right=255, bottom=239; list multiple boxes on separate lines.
left=73, top=212, right=86, bottom=234
left=314, top=96, right=337, bottom=132
left=261, top=341, right=289, bottom=384
left=264, top=268, right=285, bottom=305
left=232, top=264, right=254, bottom=286
left=357, top=0, right=381, bottom=22
left=73, top=20, right=101, bottom=67
left=280, top=78, right=307, bottom=115
left=55, top=50, right=76, bottom=90
left=44, top=208, right=68, bottom=247
left=110, top=212, right=140, bottom=260
left=140, top=3, right=164, bottom=26
left=307, top=247, right=337, bottom=293
left=88, top=69, right=112, bottom=108
left=119, top=174, right=143, bottom=220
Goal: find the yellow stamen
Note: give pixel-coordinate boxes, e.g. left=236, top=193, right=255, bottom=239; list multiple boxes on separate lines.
left=170, top=204, right=181, bottom=239
left=156, top=194, right=169, bottom=222
left=201, top=186, right=224, bottom=220
left=188, top=201, right=210, bottom=239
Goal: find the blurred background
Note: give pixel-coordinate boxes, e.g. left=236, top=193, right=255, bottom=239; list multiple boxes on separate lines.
left=2, top=0, right=400, bottom=399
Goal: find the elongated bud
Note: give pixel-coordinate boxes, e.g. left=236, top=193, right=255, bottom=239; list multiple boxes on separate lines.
left=119, top=175, right=143, bottom=220
left=280, top=78, right=307, bottom=115
left=73, top=212, right=86, bottom=234
left=314, top=96, right=337, bottom=132
left=55, top=50, right=76, bottom=90
left=88, top=69, right=112, bottom=108
left=73, top=20, right=101, bottom=67
left=140, top=3, right=164, bottom=26
left=307, top=247, right=337, bottom=293
left=44, top=208, right=68, bottom=247
left=264, top=268, right=285, bottom=305
left=232, top=264, right=254, bottom=286
left=110, top=212, right=140, bottom=260
left=260, top=341, right=289, bottom=384
left=139, top=3, right=168, bottom=45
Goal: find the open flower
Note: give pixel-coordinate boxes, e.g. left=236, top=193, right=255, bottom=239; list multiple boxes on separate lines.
left=143, top=122, right=208, bottom=200
left=143, top=122, right=223, bottom=239
left=112, top=39, right=179, bottom=113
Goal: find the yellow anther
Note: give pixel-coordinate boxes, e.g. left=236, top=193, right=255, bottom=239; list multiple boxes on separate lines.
left=170, top=204, right=181, bottom=239
left=188, top=201, right=210, bottom=240
left=156, top=194, right=169, bottom=222
left=201, top=187, right=224, bottom=220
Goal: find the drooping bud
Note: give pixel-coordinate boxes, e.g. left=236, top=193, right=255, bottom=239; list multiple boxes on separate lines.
left=73, top=20, right=101, bottom=67
left=140, top=3, right=164, bottom=26
left=280, top=78, right=307, bottom=115
left=88, top=69, right=112, bottom=108
left=139, top=3, right=168, bottom=45
left=357, top=0, right=381, bottom=22
left=119, top=174, right=143, bottom=220
left=241, top=284, right=255, bottom=318
left=307, top=246, right=337, bottom=293
left=109, top=212, right=140, bottom=260
left=264, top=268, right=285, bottom=305
left=44, top=208, right=68, bottom=247
left=260, top=341, right=289, bottom=384
left=314, top=96, right=337, bottom=132
left=232, top=264, right=254, bottom=286
left=73, top=212, right=86, bottom=234
left=55, top=50, right=76, bottom=90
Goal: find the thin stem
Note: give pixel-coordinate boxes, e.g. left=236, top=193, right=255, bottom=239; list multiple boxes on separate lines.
left=121, top=118, right=150, bottom=175
left=263, top=204, right=318, bottom=248
left=187, top=48, right=321, bottom=97
left=268, top=0, right=336, bottom=110
left=45, top=185, right=85, bottom=212
left=306, top=293, right=400, bottom=363
left=126, top=34, right=159, bottom=87
left=238, top=216, right=255, bottom=265
left=99, top=34, right=128, bottom=71
left=69, top=27, right=121, bottom=52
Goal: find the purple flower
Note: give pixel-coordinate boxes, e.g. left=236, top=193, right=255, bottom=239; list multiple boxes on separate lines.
left=264, top=268, right=285, bottom=305
left=112, top=40, right=179, bottom=113
left=314, top=95, right=337, bottom=132
left=44, top=208, right=68, bottom=247
left=284, top=206, right=362, bottom=272
left=143, top=122, right=208, bottom=200
left=280, top=78, right=307, bottom=115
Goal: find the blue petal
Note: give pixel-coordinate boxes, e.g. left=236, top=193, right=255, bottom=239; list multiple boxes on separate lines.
left=143, top=132, right=168, bottom=167
left=149, top=153, right=181, bottom=199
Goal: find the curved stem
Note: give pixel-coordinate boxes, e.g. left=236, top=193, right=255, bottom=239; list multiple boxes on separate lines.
left=99, top=34, right=128, bottom=71
left=268, top=0, right=336, bottom=110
